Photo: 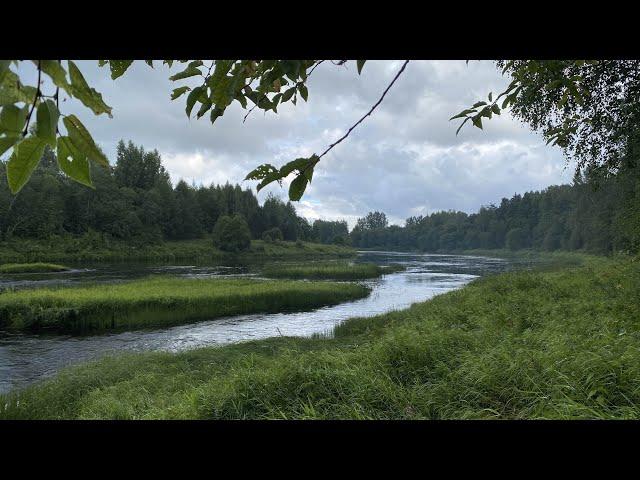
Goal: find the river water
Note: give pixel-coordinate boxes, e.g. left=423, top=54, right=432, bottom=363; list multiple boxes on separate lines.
left=0, top=251, right=515, bottom=394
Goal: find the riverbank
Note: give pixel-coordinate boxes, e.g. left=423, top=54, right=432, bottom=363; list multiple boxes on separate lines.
left=3, top=252, right=638, bottom=419
left=0, top=263, right=70, bottom=274
left=0, top=277, right=370, bottom=333
left=0, top=237, right=355, bottom=263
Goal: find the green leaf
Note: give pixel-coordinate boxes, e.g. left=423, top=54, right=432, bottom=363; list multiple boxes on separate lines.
left=196, top=99, right=213, bottom=118
left=244, top=163, right=278, bottom=181
left=0, top=60, right=12, bottom=85
left=210, top=107, right=224, bottom=124
left=6, top=136, right=46, bottom=193
left=185, top=86, right=204, bottom=118
left=298, top=84, right=308, bottom=102
left=0, top=71, right=37, bottom=106
left=472, top=116, right=483, bottom=129
left=449, top=109, right=476, bottom=121
left=356, top=60, right=366, bottom=75
left=56, top=136, right=92, bottom=187
left=169, top=61, right=203, bottom=81
left=40, top=60, right=70, bottom=90
left=35, top=100, right=59, bottom=146
left=281, top=87, right=296, bottom=103
left=0, top=135, right=19, bottom=157
left=288, top=173, right=308, bottom=201
left=491, top=104, right=501, bottom=115
left=63, top=114, right=109, bottom=167
left=145, top=60, right=154, bottom=68
left=472, top=101, right=487, bottom=108
left=0, top=104, right=28, bottom=136
left=68, top=61, right=113, bottom=118
left=455, top=116, right=471, bottom=135
left=488, top=92, right=493, bottom=102
left=171, top=86, right=191, bottom=100
left=108, top=60, right=134, bottom=80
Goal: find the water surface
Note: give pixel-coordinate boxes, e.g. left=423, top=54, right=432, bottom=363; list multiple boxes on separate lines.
left=0, top=251, right=513, bottom=394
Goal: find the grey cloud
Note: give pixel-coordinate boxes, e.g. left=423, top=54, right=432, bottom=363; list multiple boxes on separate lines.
left=12, top=60, right=572, bottom=228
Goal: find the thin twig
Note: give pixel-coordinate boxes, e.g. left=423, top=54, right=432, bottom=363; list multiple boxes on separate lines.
left=317, top=60, right=410, bottom=160
left=23, top=60, right=42, bottom=136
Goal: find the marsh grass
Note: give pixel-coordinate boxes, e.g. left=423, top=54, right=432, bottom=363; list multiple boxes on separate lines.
left=0, top=263, right=70, bottom=274
left=261, top=262, right=405, bottom=280
left=0, top=276, right=370, bottom=333
left=3, top=254, right=639, bottom=419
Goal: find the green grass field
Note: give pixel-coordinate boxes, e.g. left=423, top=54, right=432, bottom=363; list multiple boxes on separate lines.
left=3, top=253, right=638, bottom=419
left=0, top=276, right=370, bottom=333
left=261, top=262, right=405, bottom=280
left=0, top=263, right=70, bottom=274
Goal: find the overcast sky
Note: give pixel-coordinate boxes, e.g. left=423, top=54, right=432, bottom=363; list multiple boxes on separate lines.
left=16, top=60, right=572, bottom=227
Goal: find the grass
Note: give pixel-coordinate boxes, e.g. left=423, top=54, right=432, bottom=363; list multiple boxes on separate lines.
left=3, top=253, right=640, bottom=419
left=261, top=262, right=406, bottom=280
left=0, top=276, right=371, bottom=333
left=0, top=262, right=70, bottom=274
left=0, top=237, right=355, bottom=263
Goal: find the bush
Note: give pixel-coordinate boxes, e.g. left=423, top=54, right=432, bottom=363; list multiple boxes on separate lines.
left=332, top=235, right=350, bottom=246
left=262, top=227, right=283, bottom=243
left=212, top=215, right=252, bottom=252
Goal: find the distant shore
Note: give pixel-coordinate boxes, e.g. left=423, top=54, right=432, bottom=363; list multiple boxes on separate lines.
left=0, top=237, right=356, bottom=264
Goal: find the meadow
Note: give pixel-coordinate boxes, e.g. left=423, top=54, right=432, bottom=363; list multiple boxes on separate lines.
left=3, top=253, right=638, bottom=419
left=0, top=276, right=370, bottom=333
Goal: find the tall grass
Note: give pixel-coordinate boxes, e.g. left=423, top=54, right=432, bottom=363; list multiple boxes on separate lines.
left=0, top=263, right=70, bottom=273
left=261, top=262, right=405, bottom=280
left=3, top=254, right=639, bottom=419
left=0, top=276, right=370, bottom=333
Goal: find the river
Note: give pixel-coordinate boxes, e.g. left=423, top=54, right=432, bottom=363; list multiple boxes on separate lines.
left=0, top=251, right=515, bottom=394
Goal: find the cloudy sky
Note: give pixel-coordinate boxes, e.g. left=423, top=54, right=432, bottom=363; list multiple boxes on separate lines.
left=18, top=60, right=573, bottom=227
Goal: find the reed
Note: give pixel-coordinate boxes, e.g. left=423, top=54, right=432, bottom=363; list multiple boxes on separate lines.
left=0, top=276, right=370, bottom=333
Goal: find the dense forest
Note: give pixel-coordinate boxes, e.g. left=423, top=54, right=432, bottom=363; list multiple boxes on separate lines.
left=351, top=160, right=640, bottom=254
left=1, top=139, right=638, bottom=255
left=0, top=140, right=348, bottom=247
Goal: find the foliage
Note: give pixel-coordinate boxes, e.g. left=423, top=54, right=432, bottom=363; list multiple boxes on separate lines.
left=0, top=60, right=371, bottom=199
left=0, top=140, right=321, bottom=246
left=349, top=162, right=640, bottom=255
left=0, top=276, right=370, bottom=333
left=261, top=227, right=283, bottom=243
left=5, top=254, right=640, bottom=419
left=212, top=214, right=252, bottom=252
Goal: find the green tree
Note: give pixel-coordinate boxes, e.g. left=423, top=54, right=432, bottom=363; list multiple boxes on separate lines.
left=212, top=214, right=252, bottom=252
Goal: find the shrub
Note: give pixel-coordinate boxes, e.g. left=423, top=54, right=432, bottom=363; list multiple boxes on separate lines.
left=212, top=215, right=252, bottom=252
left=262, top=227, right=283, bottom=243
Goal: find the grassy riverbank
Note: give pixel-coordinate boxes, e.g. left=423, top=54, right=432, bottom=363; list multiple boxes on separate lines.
left=0, top=277, right=370, bottom=333
left=0, top=237, right=355, bottom=263
left=0, top=263, right=70, bottom=274
left=261, top=262, right=405, bottom=280
left=3, top=253, right=639, bottom=419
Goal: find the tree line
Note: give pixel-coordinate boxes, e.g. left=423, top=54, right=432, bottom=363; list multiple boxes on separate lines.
left=0, top=140, right=348, bottom=247
left=351, top=159, right=640, bottom=254
left=2, top=139, right=638, bottom=255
